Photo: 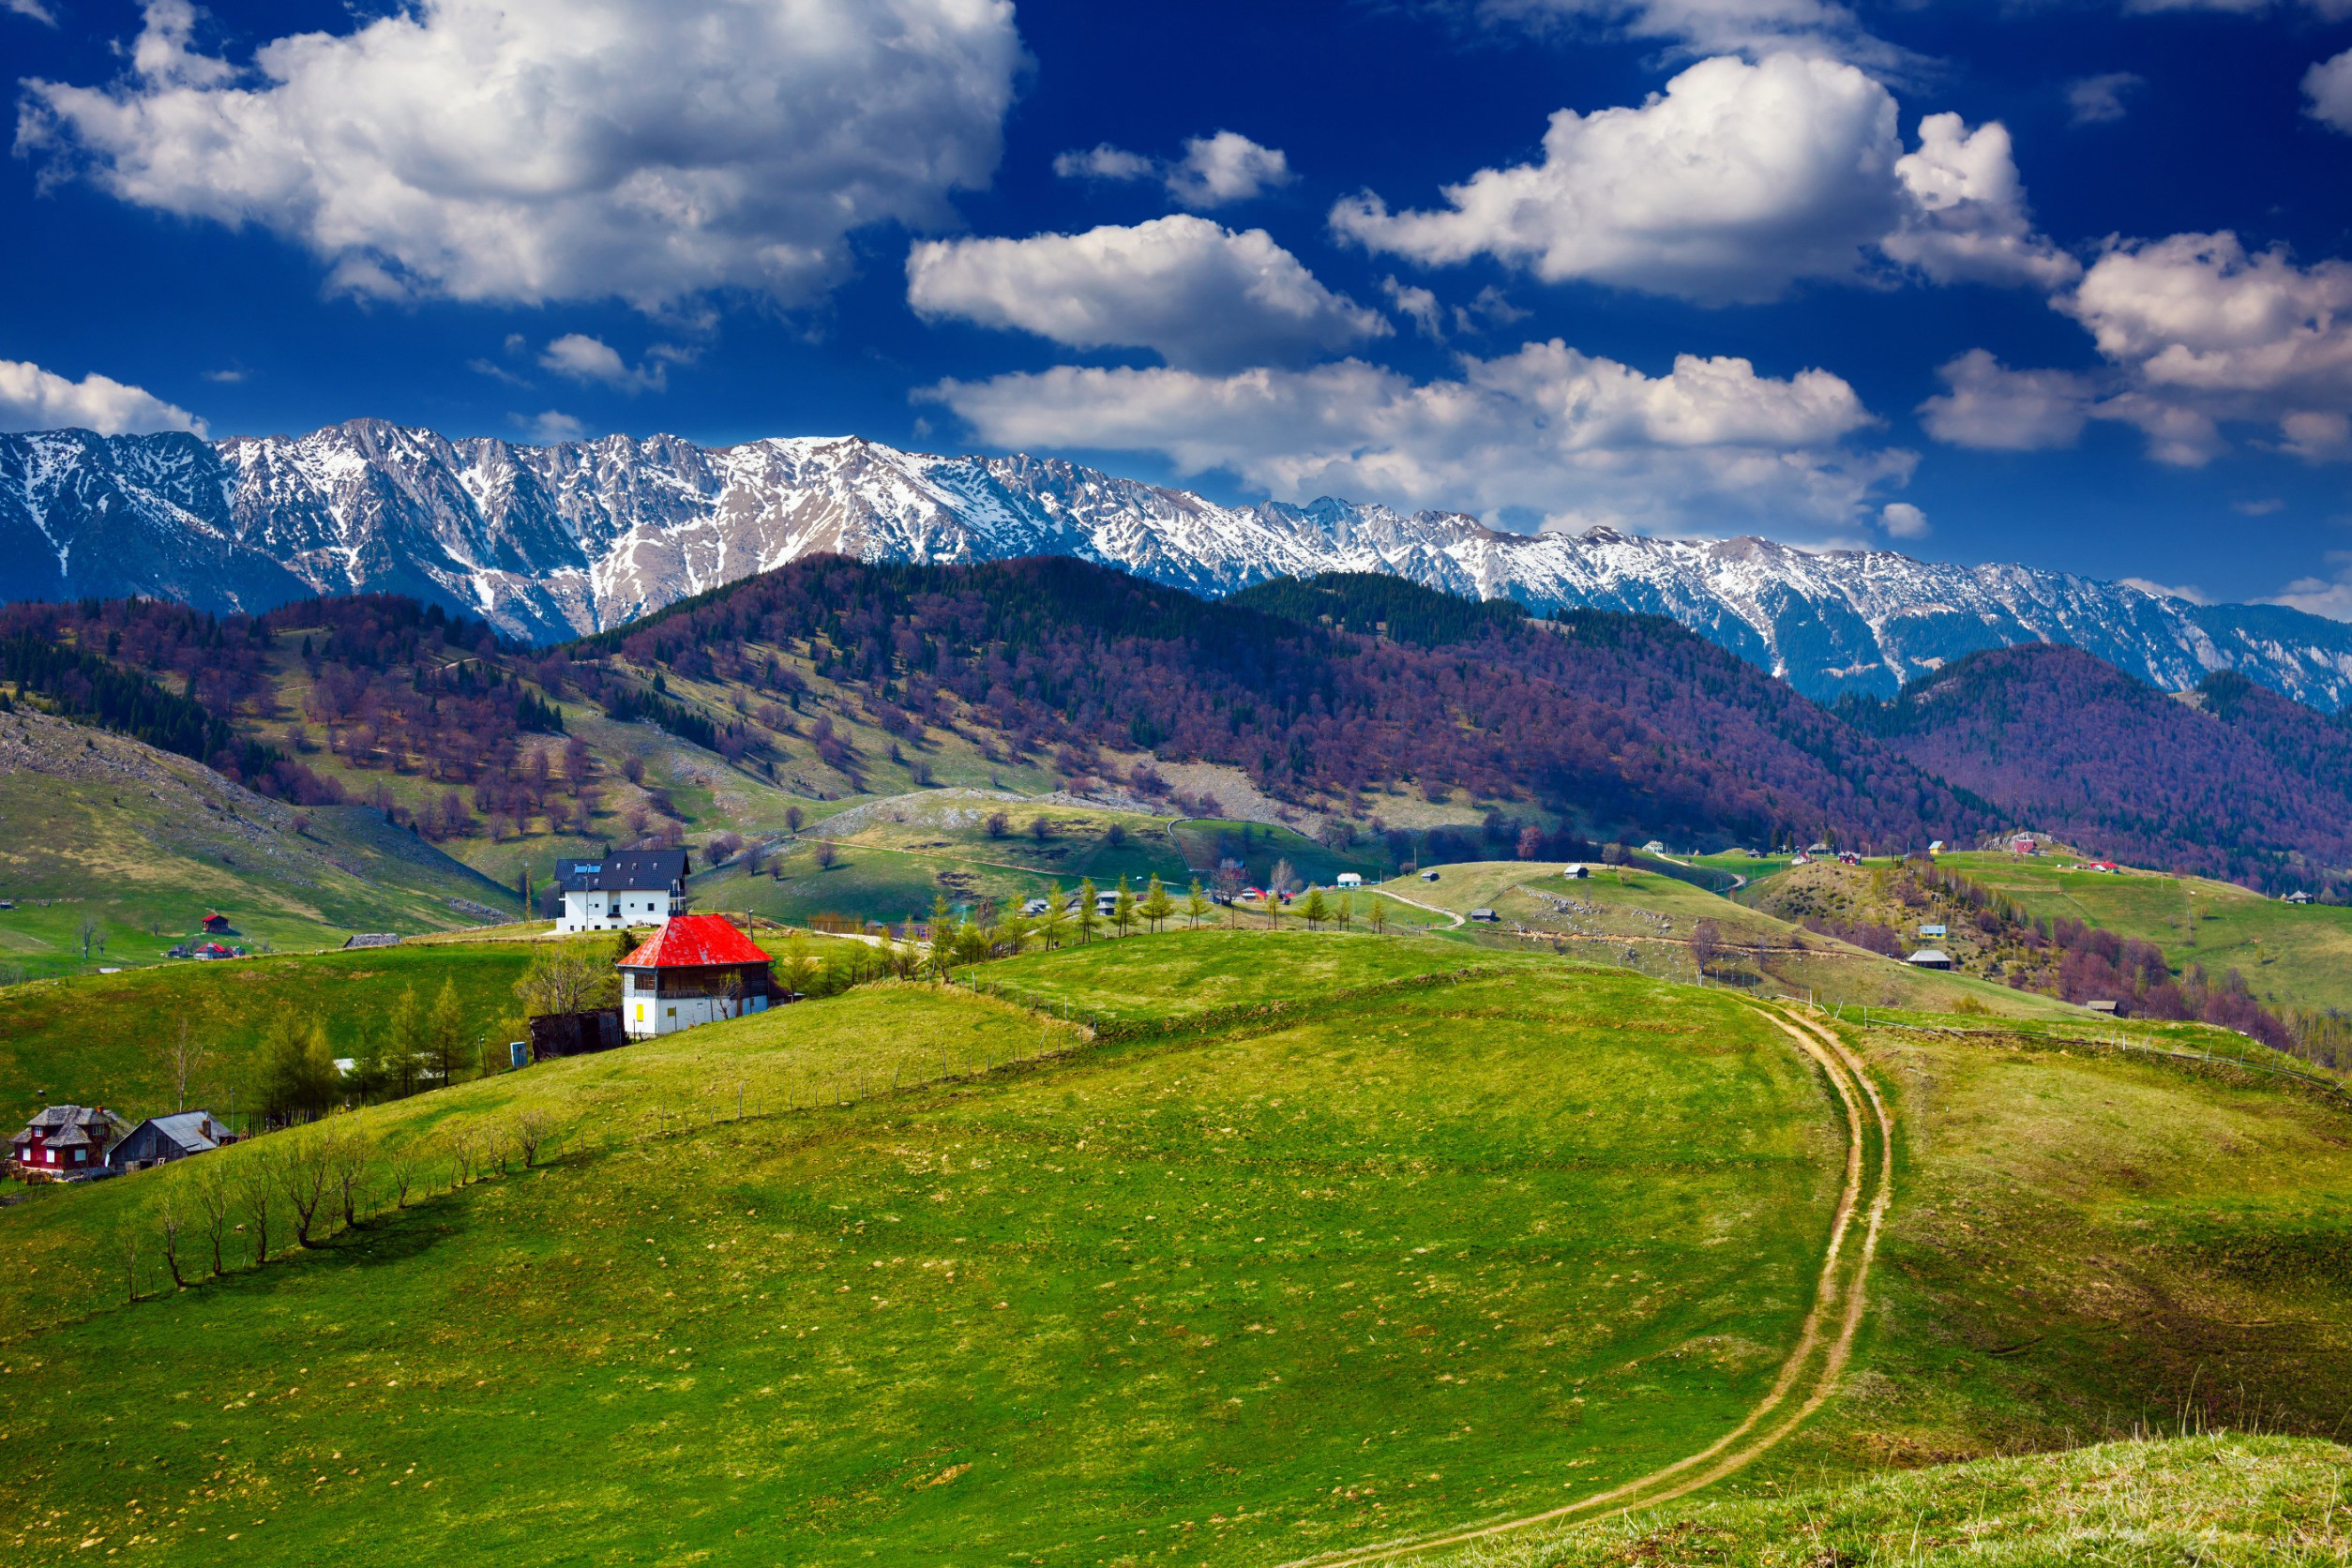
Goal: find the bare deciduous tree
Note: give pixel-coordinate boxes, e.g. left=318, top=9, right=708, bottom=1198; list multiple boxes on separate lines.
left=188, top=1158, right=234, bottom=1277
left=234, top=1158, right=274, bottom=1267
left=514, top=942, right=619, bottom=1018
left=388, top=1147, right=421, bottom=1208
left=158, top=1019, right=208, bottom=1113
left=514, top=1108, right=558, bottom=1168
left=329, top=1133, right=371, bottom=1229
left=155, top=1193, right=189, bottom=1289
left=277, top=1131, right=336, bottom=1247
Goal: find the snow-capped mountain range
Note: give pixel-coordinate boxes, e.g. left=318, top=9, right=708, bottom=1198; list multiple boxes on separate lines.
left=7, top=418, right=2351, bottom=710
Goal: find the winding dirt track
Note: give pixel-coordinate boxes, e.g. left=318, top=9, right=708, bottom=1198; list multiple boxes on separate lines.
left=1287, top=1004, right=1894, bottom=1567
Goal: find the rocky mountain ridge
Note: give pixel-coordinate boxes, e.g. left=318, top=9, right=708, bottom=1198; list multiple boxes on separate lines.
left=7, top=418, right=2349, bottom=707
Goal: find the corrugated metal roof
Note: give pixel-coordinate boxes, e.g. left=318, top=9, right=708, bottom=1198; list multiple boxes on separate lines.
left=617, top=913, right=771, bottom=969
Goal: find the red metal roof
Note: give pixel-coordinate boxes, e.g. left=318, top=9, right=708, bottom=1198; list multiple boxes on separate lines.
left=616, top=913, right=772, bottom=969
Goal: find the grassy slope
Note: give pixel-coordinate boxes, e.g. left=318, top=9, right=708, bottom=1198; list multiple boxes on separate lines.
left=1748, top=1014, right=2352, bottom=1489
left=1938, top=849, right=2352, bottom=1012
left=0, top=941, right=572, bottom=1130
left=1385, top=861, right=2080, bottom=1019
left=979, top=927, right=1557, bottom=1023
left=1436, top=1433, right=2352, bottom=1567
left=0, top=709, right=519, bottom=982
left=687, top=799, right=1402, bottom=928
left=0, top=937, right=1842, bottom=1567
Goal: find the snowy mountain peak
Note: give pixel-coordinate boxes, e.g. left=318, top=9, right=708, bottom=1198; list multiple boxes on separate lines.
left=4, top=418, right=2349, bottom=710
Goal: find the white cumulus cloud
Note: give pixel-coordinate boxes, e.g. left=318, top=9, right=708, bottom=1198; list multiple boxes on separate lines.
left=2060, top=232, right=2352, bottom=461
left=0, top=358, right=206, bottom=435
left=1329, top=55, right=2066, bottom=306
left=1917, top=350, right=2093, bottom=451
left=1884, top=114, right=2079, bottom=289
left=1878, top=501, right=1929, bottom=537
left=1926, top=234, right=2352, bottom=466
left=2304, top=48, right=2352, bottom=133
left=1456, top=0, right=1905, bottom=68
left=17, top=0, right=1025, bottom=310
left=2267, top=553, right=2352, bottom=622
left=538, top=333, right=671, bottom=393
left=1052, top=130, right=1294, bottom=209
left=906, top=216, right=1387, bottom=372
left=923, top=340, right=1905, bottom=537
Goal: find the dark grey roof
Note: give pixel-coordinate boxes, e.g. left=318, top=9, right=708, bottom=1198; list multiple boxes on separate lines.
left=114, top=1112, right=225, bottom=1159
left=554, top=850, right=691, bottom=893
left=15, top=1105, right=126, bottom=1144
left=341, top=932, right=401, bottom=949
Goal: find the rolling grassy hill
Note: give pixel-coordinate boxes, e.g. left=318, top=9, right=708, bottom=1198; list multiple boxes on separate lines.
left=1937, top=849, right=2352, bottom=1012
left=0, top=707, right=519, bottom=982
left=687, top=794, right=1395, bottom=928
left=0, top=939, right=565, bottom=1132
left=0, top=936, right=1848, bottom=1565
left=1380, top=860, right=2083, bottom=1019
left=1432, top=1433, right=2352, bottom=1566
left=4, top=927, right=2350, bottom=1563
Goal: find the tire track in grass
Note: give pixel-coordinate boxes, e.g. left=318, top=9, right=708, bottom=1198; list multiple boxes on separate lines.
left=1289, top=1003, right=1893, bottom=1567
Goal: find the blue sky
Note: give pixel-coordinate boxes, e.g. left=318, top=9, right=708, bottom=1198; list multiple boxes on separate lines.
left=5, top=0, right=2352, bottom=612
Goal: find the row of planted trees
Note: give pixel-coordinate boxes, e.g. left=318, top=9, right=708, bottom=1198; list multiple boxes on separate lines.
left=913, top=874, right=1394, bottom=976
left=120, top=1107, right=561, bottom=1303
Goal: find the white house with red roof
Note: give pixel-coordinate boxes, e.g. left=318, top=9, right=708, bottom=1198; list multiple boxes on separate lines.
left=616, top=913, right=777, bottom=1039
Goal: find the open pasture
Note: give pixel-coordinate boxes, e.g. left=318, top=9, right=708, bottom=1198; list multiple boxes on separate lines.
left=0, top=942, right=1847, bottom=1567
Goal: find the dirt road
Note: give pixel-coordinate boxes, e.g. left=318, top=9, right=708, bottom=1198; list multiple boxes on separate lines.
left=1288, top=1003, right=1893, bottom=1566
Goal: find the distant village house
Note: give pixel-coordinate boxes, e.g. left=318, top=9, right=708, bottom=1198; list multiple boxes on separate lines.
left=10, top=1106, right=130, bottom=1181
left=108, top=1111, right=229, bottom=1172
left=555, top=850, right=691, bottom=933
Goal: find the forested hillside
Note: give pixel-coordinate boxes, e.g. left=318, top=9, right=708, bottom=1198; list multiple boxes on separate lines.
left=1844, top=644, right=2352, bottom=897
left=9, top=563, right=2352, bottom=899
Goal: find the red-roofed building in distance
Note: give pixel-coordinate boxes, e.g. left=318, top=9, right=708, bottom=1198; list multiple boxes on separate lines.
left=616, top=914, right=779, bottom=1039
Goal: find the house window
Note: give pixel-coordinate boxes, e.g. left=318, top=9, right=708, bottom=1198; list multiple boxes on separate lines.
left=73, top=1149, right=85, bottom=1163
left=666, top=1006, right=675, bottom=1018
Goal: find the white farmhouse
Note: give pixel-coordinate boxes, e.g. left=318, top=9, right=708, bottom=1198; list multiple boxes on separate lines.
left=617, top=914, right=778, bottom=1039
left=553, top=850, right=691, bottom=933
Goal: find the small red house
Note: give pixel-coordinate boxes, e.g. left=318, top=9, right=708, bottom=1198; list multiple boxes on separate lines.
left=617, top=914, right=778, bottom=1039
left=201, top=912, right=232, bottom=935
left=10, top=1106, right=130, bottom=1182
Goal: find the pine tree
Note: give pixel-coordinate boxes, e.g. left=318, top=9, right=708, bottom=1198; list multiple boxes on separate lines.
left=1184, top=878, right=1211, bottom=928
left=1077, top=879, right=1099, bottom=943
left=387, top=984, right=426, bottom=1098
left=1302, top=887, right=1331, bottom=929
left=1140, top=875, right=1174, bottom=932
left=426, top=977, right=467, bottom=1087
left=1038, top=882, right=1069, bottom=948
left=1113, top=877, right=1138, bottom=937
left=929, top=892, right=956, bottom=977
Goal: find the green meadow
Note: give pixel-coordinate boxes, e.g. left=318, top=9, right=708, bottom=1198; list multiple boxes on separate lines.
left=1937, top=850, right=2352, bottom=1011
left=0, top=941, right=565, bottom=1130
left=0, top=942, right=1842, bottom=1566
left=5, top=926, right=2351, bottom=1566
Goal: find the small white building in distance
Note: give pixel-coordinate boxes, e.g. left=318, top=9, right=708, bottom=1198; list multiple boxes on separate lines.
left=1335, top=872, right=1364, bottom=888
left=554, top=850, right=691, bottom=933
